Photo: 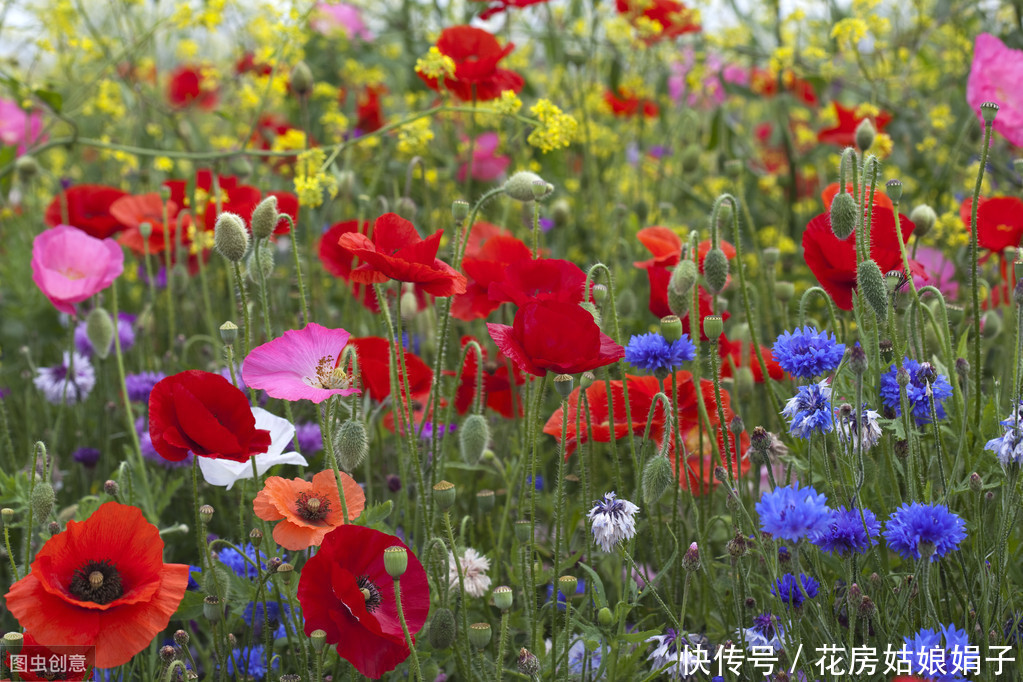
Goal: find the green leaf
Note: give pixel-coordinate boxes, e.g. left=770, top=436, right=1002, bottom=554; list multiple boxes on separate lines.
left=577, top=561, right=608, bottom=609
left=173, top=590, right=205, bottom=621
left=358, top=500, right=393, bottom=528
left=33, top=88, right=62, bottom=114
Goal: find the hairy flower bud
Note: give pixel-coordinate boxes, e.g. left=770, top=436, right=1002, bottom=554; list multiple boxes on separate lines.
left=214, top=212, right=249, bottom=263
left=829, top=191, right=857, bottom=240
left=86, top=307, right=115, bottom=359
left=504, top=171, right=549, bottom=202
left=855, top=118, right=876, bottom=151
left=246, top=245, right=274, bottom=283
left=857, top=259, right=888, bottom=320
left=428, top=608, right=456, bottom=649
left=703, top=248, right=729, bottom=294
left=680, top=145, right=701, bottom=173
left=31, top=481, right=55, bottom=520
left=909, top=204, right=937, bottom=238
left=250, top=196, right=279, bottom=240
left=290, top=61, right=314, bottom=96
left=642, top=454, right=674, bottom=505
left=459, top=414, right=490, bottom=465
left=334, top=419, right=369, bottom=471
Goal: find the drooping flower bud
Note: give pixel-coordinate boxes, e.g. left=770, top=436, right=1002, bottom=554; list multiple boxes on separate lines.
left=857, top=259, right=888, bottom=320
left=250, top=196, right=279, bottom=240
left=214, top=212, right=249, bottom=263
left=642, top=454, right=674, bottom=505
left=829, top=191, right=857, bottom=240
left=459, top=414, right=490, bottom=465
left=552, top=198, right=571, bottom=227
left=504, top=171, right=549, bottom=202
left=703, top=248, right=729, bottom=294
left=428, top=608, right=457, bottom=649
left=334, top=419, right=369, bottom=471
left=31, top=481, right=55, bottom=520
left=86, top=307, right=115, bottom=359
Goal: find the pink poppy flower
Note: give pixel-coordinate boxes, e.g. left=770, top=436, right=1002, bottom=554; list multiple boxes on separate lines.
left=310, top=2, right=372, bottom=40
left=912, top=246, right=958, bottom=300
left=967, top=33, right=1023, bottom=147
left=31, top=225, right=124, bottom=315
left=242, top=323, right=363, bottom=404
left=0, top=98, right=44, bottom=155
left=458, top=133, right=510, bottom=182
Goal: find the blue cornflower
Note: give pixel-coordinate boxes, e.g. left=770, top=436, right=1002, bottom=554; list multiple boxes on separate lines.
left=646, top=630, right=708, bottom=679
left=755, top=482, right=831, bottom=542
left=883, top=502, right=966, bottom=562
left=243, top=600, right=291, bottom=628
left=879, top=358, right=954, bottom=425
left=781, top=380, right=834, bottom=438
left=901, top=624, right=974, bottom=682
left=72, top=447, right=101, bottom=469
left=218, top=542, right=270, bottom=579
left=186, top=565, right=203, bottom=591
left=225, top=645, right=277, bottom=680
left=985, top=401, right=1023, bottom=465
left=124, top=371, right=166, bottom=403
left=624, top=332, right=696, bottom=373
left=740, top=613, right=786, bottom=651
left=566, top=638, right=604, bottom=677
left=771, top=573, right=820, bottom=608
left=809, top=505, right=881, bottom=555
left=772, top=327, right=846, bottom=379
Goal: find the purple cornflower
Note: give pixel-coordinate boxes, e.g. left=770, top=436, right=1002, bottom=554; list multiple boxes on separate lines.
left=646, top=629, right=707, bottom=678
left=810, top=505, right=881, bottom=555
left=985, top=400, right=1023, bottom=466
left=879, top=358, right=954, bottom=425
left=883, top=501, right=966, bottom=562
left=295, top=421, right=323, bottom=453
left=781, top=380, right=834, bottom=439
left=755, top=482, right=831, bottom=542
left=124, top=371, right=166, bottom=403
left=625, top=332, right=696, bottom=374
left=771, top=573, right=819, bottom=608
left=72, top=447, right=101, bottom=469
left=772, top=326, right=845, bottom=379
left=74, top=313, right=135, bottom=356
left=741, top=613, right=786, bottom=650
left=34, top=352, right=95, bottom=405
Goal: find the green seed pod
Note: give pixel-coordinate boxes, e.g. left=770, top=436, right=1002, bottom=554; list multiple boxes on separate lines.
left=855, top=118, right=876, bottom=152
left=203, top=595, right=223, bottom=623
left=428, top=608, right=457, bottom=649
left=703, top=248, right=729, bottom=294
left=829, top=191, right=857, bottom=240
left=250, top=196, right=279, bottom=240
left=857, top=259, right=888, bottom=320
left=469, top=622, right=492, bottom=649
left=31, top=481, right=55, bottom=520
left=433, top=480, right=456, bottom=511
left=503, top=171, right=547, bottom=202
left=451, top=200, right=470, bottom=221
left=246, top=245, right=274, bottom=283
left=642, top=455, right=674, bottom=505
left=214, top=212, right=250, bottom=263
left=981, top=101, right=1000, bottom=125
left=775, top=281, right=795, bottom=301
left=334, top=419, right=369, bottom=471
left=383, top=546, right=408, bottom=579
left=85, top=307, right=115, bottom=359
left=309, top=628, right=327, bottom=652
left=660, top=315, right=683, bottom=343
left=554, top=374, right=574, bottom=400
left=493, top=585, right=513, bottom=610
left=459, top=414, right=490, bottom=465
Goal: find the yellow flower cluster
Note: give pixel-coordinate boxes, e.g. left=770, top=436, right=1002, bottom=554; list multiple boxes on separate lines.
left=271, top=129, right=308, bottom=154
left=527, top=99, right=578, bottom=153
left=186, top=223, right=216, bottom=255
left=397, top=118, right=435, bottom=156
left=414, top=47, right=456, bottom=80
left=494, top=90, right=523, bottom=115
left=293, top=149, right=338, bottom=209
left=830, top=18, right=868, bottom=48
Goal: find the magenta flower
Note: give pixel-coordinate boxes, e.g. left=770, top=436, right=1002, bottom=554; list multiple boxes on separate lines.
left=967, top=33, right=1023, bottom=147
left=242, top=323, right=362, bottom=404
left=0, top=98, right=44, bottom=155
left=458, top=133, right=510, bottom=183
left=310, top=2, right=372, bottom=40
left=31, top=224, right=124, bottom=315
left=912, top=246, right=958, bottom=300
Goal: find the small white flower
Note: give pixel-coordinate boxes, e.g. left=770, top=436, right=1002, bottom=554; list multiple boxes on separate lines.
left=646, top=630, right=702, bottom=679
left=198, top=407, right=308, bottom=490
left=836, top=404, right=882, bottom=452
left=449, top=547, right=491, bottom=598
left=34, top=351, right=95, bottom=405
left=740, top=613, right=786, bottom=651
left=587, top=491, right=639, bottom=552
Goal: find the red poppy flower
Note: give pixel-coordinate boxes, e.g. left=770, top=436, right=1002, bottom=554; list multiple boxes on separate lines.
left=337, top=213, right=467, bottom=297
left=44, top=185, right=128, bottom=239
left=817, top=101, right=892, bottom=147
left=487, top=258, right=587, bottom=306
left=148, top=370, right=272, bottom=462
left=452, top=224, right=532, bottom=321
left=750, top=68, right=818, bottom=107
left=821, top=182, right=893, bottom=212
left=544, top=371, right=748, bottom=495
left=297, top=525, right=430, bottom=679
left=4, top=502, right=189, bottom=669
left=6, top=633, right=95, bottom=680
left=473, top=0, right=550, bottom=20
left=802, top=208, right=923, bottom=311
left=718, top=336, right=784, bottom=383
left=418, top=26, right=525, bottom=102
left=357, top=86, right=386, bottom=132
left=347, top=336, right=433, bottom=403
left=167, top=65, right=218, bottom=110
left=236, top=52, right=272, bottom=76
left=452, top=335, right=526, bottom=417
left=319, top=219, right=381, bottom=311
left=604, top=88, right=660, bottom=118
left=111, top=193, right=192, bottom=255
left=960, top=196, right=1023, bottom=253
left=487, top=300, right=625, bottom=377
left=615, top=0, right=700, bottom=42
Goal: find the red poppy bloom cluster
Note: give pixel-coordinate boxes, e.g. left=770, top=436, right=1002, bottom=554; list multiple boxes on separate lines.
left=472, top=0, right=550, bottom=20
left=817, top=101, right=893, bottom=147
left=451, top=222, right=532, bottom=321
left=605, top=88, right=660, bottom=118
left=417, top=26, right=525, bottom=102
left=44, top=185, right=128, bottom=239
left=167, top=65, right=219, bottom=110
left=615, top=0, right=700, bottom=42
left=453, top=335, right=527, bottom=418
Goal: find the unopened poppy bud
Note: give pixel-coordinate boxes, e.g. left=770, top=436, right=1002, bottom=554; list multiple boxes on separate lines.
left=476, top=489, right=495, bottom=512
left=493, top=585, right=513, bottom=610
left=590, top=284, right=608, bottom=307
left=290, top=61, right=314, bottom=97
left=634, top=199, right=649, bottom=225
left=139, top=222, right=153, bottom=239
left=459, top=414, right=490, bottom=465
left=724, top=159, right=743, bottom=179
left=309, top=629, right=327, bottom=652
left=250, top=196, right=279, bottom=240
left=552, top=198, right=571, bottom=227
left=199, top=504, right=214, bottom=524
left=981, top=101, right=1000, bottom=125
left=249, top=528, right=263, bottom=547
left=103, top=479, right=119, bottom=497
left=982, top=310, right=1003, bottom=339
left=857, top=259, right=888, bottom=319
left=762, top=247, right=780, bottom=267
left=885, top=179, right=903, bottom=202
left=452, top=200, right=470, bottom=221
left=47, top=520, right=60, bottom=535
left=246, top=246, right=274, bottom=283
left=703, top=248, right=729, bottom=294
left=829, top=191, right=857, bottom=240
left=86, top=307, right=115, bottom=359
left=660, top=315, right=683, bottom=343
left=31, top=481, right=55, bottom=520
left=642, top=454, right=674, bottom=505
left=383, top=546, right=408, bottom=579
left=704, top=315, right=724, bottom=340
left=214, top=212, right=249, bottom=263
left=514, top=519, right=531, bottom=543
left=174, top=630, right=189, bottom=647
left=734, top=367, right=754, bottom=399
left=334, top=419, right=369, bottom=471
left=219, top=321, right=238, bottom=346
left=558, top=575, right=578, bottom=599
left=532, top=180, right=553, bottom=200
left=969, top=472, right=982, bottom=493
left=909, top=204, right=937, bottom=238
left=597, top=606, right=613, bottom=627
left=395, top=196, right=417, bottom=220
left=203, top=595, right=223, bottom=622
left=774, top=281, right=794, bottom=302
left=399, top=289, right=419, bottom=320
left=682, top=542, right=701, bottom=572
left=503, top=171, right=547, bottom=201
left=15, top=154, right=39, bottom=179
left=855, top=118, right=876, bottom=151
left=681, top=144, right=701, bottom=173
left=518, top=648, right=541, bottom=675
left=554, top=373, right=574, bottom=400
left=229, top=155, right=253, bottom=180
left=433, top=480, right=456, bottom=511
left=429, top=608, right=456, bottom=649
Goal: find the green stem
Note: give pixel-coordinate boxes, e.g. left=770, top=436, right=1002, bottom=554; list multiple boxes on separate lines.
left=393, top=577, right=423, bottom=682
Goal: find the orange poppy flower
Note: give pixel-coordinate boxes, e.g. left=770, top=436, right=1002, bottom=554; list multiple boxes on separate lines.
left=253, top=469, right=366, bottom=550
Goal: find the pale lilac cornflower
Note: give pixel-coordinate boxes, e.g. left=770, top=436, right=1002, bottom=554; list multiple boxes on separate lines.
left=985, top=400, right=1023, bottom=466
left=646, top=629, right=705, bottom=679
left=34, top=352, right=95, bottom=404
left=836, top=403, right=883, bottom=452
left=588, top=492, right=640, bottom=552
left=449, top=548, right=491, bottom=598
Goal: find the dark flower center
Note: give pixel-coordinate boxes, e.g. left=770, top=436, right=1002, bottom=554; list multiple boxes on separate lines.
left=69, top=559, right=123, bottom=604
left=357, top=575, right=382, bottom=612
left=296, top=492, right=330, bottom=521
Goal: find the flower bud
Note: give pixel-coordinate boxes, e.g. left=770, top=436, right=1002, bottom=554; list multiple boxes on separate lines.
left=703, top=248, right=729, bottom=294
left=229, top=155, right=253, bottom=180
left=857, top=259, right=888, bottom=320
left=597, top=606, right=613, bottom=627
left=829, top=191, right=857, bottom=240
left=642, top=454, right=674, bottom=505
left=554, top=373, right=574, bottom=400
left=387, top=474, right=402, bottom=492
left=1, top=508, right=13, bottom=525
left=47, top=520, right=60, bottom=535
left=139, top=222, right=153, bottom=239
left=681, top=145, right=701, bottom=173
left=558, top=575, right=578, bottom=599
left=172, top=629, right=189, bottom=647
left=909, top=204, right=936, bottom=238
left=879, top=339, right=894, bottom=363
left=334, top=419, right=369, bottom=471
left=16, top=154, right=39, bottom=180
left=634, top=199, right=649, bottom=225
left=85, top=307, right=115, bottom=360
left=729, top=415, right=744, bottom=436
left=428, top=608, right=456, bottom=649
left=503, top=171, right=547, bottom=202
left=682, top=542, right=701, bottom=572
left=246, top=245, right=274, bottom=283
left=848, top=344, right=868, bottom=376
left=476, top=489, right=495, bottom=512
left=199, top=504, right=214, bottom=524
left=290, top=61, right=314, bottom=97
left=734, top=367, right=754, bottom=399
left=459, top=414, right=490, bottom=465
left=452, top=200, right=470, bottom=221
left=981, top=101, right=1000, bottom=125
left=855, top=118, right=876, bottom=151
left=493, top=585, right=513, bottom=611
left=214, top=212, right=249, bottom=263
left=250, top=196, right=279, bottom=240
left=514, top=519, right=531, bottom=543
left=383, top=546, right=408, bottom=579
left=969, top=472, right=982, bottom=494
left=551, top=198, right=571, bottom=227
left=203, top=595, right=223, bottom=622
left=774, top=281, right=795, bottom=301
left=726, top=532, right=749, bottom=558
left=31, top=481, right=55, bottom=520
left=219, top=321, right=238, bottom=346
left=885, top=179, right=903, bottom=202
left=103, top=479, right=119, bottom=497
left=309, top=629, right=327, bottom=652
left=762, top=247, right=780, bottom=267
left=395, top=196, right=418, bottom=221
left=433, top=480, right=456, bottom=511
left=668, top=259, right=698, bottom=304
left=531, top=179, right=554, bottom=200
left=982, top=310, right=1003, bottom=339
left=704, top=315, right=723, bottom=340
left=518, top=648, right=541, bottom=675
